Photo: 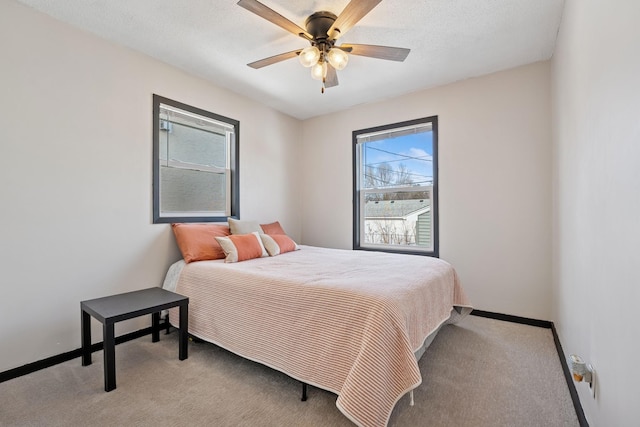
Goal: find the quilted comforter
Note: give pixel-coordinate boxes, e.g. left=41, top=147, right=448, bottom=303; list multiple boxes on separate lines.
left=167, top=245, right=471, bottom=427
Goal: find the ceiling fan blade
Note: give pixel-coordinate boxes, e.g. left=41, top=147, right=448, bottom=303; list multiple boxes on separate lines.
left=339, top=44, right=410, bottom=61
left=237, top=0, right=311, bottom=39
left=247, top=49, right=302, bottom=69
left=327, top=0, right=382, bottom=39
left=325, top=64, right=339, bottom=88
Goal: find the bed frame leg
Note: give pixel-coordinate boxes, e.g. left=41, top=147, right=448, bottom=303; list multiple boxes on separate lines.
left=301, top=382, right=308, bottom=401
left=409, top=390, right=415, bottom=406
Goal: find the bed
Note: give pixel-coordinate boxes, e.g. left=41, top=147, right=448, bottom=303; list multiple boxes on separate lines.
left=163, top=244, right=472, bottom=427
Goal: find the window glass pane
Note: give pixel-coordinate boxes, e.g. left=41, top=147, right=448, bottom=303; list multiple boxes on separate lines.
left=159, top=120, right=227, bottom=167
left=359, top=124, right=433, bottom=190
left=362, top=191, right=433, bottom=250
left=158, top=105, right=230, bottom=216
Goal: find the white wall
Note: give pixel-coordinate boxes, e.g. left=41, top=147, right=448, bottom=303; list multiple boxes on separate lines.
left=301, top=62, right=553, bottom=320
left=0, top=1, right=302, bottom=372
left=551, top=0, right=640, bottom=425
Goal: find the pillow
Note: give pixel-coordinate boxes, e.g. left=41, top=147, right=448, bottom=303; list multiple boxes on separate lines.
left=260, top=234, right=299, bottom=256
left=260, top=221, right=286, bottom=235
left=228, top=217, right=261, bottom=235
left=171, top=223, right=230, bottom=263
left=215, top=232, right=268, bottom=263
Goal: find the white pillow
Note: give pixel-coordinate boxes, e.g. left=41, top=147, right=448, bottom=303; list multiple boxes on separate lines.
left=228, top=217, right=261, bottom=235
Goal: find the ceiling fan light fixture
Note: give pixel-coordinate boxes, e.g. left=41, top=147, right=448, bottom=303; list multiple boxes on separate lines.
left=311, top=61, right=328, bottom=81
left=239, top=0, right=411, bottom=91
left=326, top=47, right=349, bottom=70
left=299, top=46, right=320, bottom=67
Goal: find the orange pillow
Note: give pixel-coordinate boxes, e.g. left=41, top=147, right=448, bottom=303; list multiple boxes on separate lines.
left=260, top=234, right=299, bottom=256
left=215, top=232, right=269, bottom=263
left=260, top=221, right=286, bottom=235
left=171, top=223, right=230, bottom=263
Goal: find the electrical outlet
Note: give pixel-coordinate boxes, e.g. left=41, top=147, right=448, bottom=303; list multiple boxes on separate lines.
left=588, top=365, right=596, bottom=398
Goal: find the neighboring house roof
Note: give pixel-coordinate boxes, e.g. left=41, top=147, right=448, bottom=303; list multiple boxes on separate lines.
left=365, top=199, right=430, bottom=219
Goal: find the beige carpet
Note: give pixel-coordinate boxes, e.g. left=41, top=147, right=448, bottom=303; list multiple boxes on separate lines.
left=0, top=315, right=579, bottom=427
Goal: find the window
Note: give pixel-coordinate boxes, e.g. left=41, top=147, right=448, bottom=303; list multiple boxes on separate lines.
left=153, top=95, right=239, bottom=223
left=353, top=116, right=438, bottom=256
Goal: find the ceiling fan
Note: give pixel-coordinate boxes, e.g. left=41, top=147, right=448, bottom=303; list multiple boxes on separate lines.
left=237, top=0, right=410, bottom=92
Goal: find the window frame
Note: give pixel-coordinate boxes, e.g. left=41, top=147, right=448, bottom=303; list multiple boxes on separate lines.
left=352, top=116, right=439, bottom=257
left=152, top=94, right=239, bottom=224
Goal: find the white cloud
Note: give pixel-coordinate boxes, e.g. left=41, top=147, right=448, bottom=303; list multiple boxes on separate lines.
left=406, top=147, right=432, bottom=160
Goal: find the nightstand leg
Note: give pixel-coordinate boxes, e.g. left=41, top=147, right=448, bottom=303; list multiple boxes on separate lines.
left=179, top=303, right=188, bottom=360
left=152, top=312, right=160, bottom=342
left=103, top=322, right=116, bottom=391
left=81, top=310, right=91, bottom=366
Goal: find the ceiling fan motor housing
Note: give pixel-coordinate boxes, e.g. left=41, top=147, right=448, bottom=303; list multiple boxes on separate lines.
left=305, top=11, right=338, bottom=44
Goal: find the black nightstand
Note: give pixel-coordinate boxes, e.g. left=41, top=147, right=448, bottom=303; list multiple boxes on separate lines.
left=81, top=287, right=188, bottom=391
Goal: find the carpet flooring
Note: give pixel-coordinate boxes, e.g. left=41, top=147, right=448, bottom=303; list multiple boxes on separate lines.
left=0, top=315, right=579, bottom=426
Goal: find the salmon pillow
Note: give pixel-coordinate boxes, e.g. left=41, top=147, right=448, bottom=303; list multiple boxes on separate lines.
left=215, top=232, right=269, bottom=263
left=260, top=234, right=299, bottom=256
left=260, top=221, right=287, bottom=235
left=171, top=223, right=230, bottom=263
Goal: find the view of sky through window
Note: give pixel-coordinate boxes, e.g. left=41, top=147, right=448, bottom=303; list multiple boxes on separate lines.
left=362, top=131, right=433, bottom=188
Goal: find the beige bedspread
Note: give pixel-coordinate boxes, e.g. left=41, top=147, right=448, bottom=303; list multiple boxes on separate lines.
left=168, top=245, right=471, bottom=427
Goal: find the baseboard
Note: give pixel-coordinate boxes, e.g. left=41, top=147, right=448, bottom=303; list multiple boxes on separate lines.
left=0, top=320, right=169, bottom=384
left=551, top=323, right=589, bottom=427
left=470, top=309, right=588, bottom=427
left=470, top=309, right=552, bottom=328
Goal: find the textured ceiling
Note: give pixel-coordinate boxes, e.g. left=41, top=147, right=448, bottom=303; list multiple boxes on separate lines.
left=16, top=0, right=564, bottom=120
